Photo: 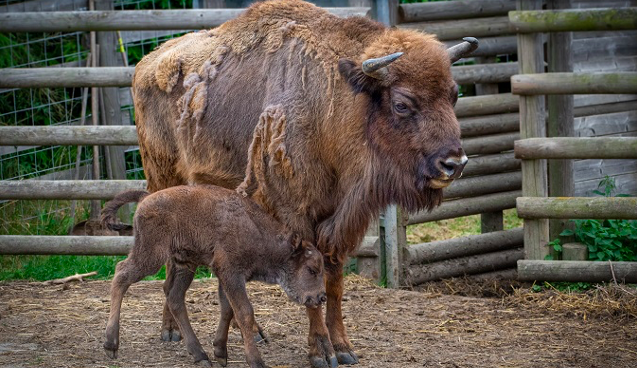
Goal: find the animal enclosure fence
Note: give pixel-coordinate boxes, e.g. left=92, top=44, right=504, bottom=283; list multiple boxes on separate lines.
left=1, top=0, right=636, bottom=287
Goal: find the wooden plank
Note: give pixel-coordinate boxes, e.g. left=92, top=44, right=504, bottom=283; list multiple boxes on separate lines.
left=398, top=0, right=515, bottom=23
left=0, top=126, right=138, bottom=146
left=0, top=236, right=131, bottom=255
left=574, top=171, right=637, bottom=197
left=0, top=0, right=87, bottom=12
left=516, top=196, right=637, bottom=219
left=443, top=36, right=518, bottom=57
left=408, top=190, right=520, bottom=225
left=0, top=180, right=146, bottom=200
left=517, top=0, right=548, bottom=261
left=509, top=8, right=637, bottom=33
left=514, top=137, right=637, bottom=159
left=352, top=236, right=380, bottom=258
left=461, top=152, right=520, bottom=177
left=383, top=204, right=407, bottom=288
left=572, top=34, right=637, bottom=63
left=452, top=62, right=518, bottom=84
left=406, top=227, right=523, bottom=265
left=573, top=158, right=637, bottom=181
left=399, top=16, right=513, bottom=41
left=454, top=93, right=519, bottom=118
left=375, top=0, right=398, bottom=26
left=576, top=110, right=637, bottom=137
left=517, top=260, right=637, bottom=283
left=0, top=67, right=135, bottom=88
left=0, top=8, right=371, bottom=32
left=460, top=113, right=519, bottom=137
left=406, top=248, right=524, bottom=284
left=443, top=171, right=521, bottom=200
left=512, top=72, right=637, bottom=95
left=462, top=132, right=519, bottom=155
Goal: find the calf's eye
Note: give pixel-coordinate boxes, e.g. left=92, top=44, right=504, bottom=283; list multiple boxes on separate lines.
left=394, top=102, right=409, bottom=114
left=307, top=267, right=318, bottom=276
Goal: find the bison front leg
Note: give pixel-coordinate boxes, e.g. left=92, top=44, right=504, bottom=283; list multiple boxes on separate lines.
left=325, top=264, right=358, bottom=365
left=306, top=305, right=338, bottom=368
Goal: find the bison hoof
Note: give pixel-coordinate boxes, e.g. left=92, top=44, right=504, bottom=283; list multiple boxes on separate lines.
left=103, top=347, right=118, bottom=359
left=310, top=355, right=338, bottom=368
left=215, top=355, right=228, bottom=367
left=336, top=350, right=359, bottom=365
left=195, top=359, right=212, bottom=368
left=254, top=330, right=268, bottom=345
left=160, top=328, right=182, bottom=342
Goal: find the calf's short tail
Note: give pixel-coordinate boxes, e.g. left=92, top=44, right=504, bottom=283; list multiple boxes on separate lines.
left=100, top=190, right=150, bottom=231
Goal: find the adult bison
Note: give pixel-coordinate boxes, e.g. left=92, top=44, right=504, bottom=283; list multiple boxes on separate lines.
left=132, top=0, right=475, bottom=366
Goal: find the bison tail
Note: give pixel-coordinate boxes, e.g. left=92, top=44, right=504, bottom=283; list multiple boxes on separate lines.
left=101, top=190, right=150, bottom=231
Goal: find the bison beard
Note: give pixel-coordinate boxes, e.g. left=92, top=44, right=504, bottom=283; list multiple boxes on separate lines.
left=132, top=0, right=474, bottom=366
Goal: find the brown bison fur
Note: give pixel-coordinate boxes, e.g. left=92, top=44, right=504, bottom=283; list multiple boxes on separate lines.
left=132, top=0, right=468, bottom=366
left=101, top=186, right=325, bottom=368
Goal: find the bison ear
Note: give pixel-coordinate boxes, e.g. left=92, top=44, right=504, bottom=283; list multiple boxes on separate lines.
left=338, top=58, right=382, bottom=95
left=288, top=232, right=303, bottom=251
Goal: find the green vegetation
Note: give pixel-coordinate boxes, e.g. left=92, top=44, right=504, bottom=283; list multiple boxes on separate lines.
left=547, top=177, right=637, bottom=262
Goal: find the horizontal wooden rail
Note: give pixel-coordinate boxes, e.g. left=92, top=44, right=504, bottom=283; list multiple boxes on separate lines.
left=462, top=152, right=520, bottom=177
left=509, top=8, right=637, bottom=33
left=406, top=248, right=524, bottom=284
left=0, top=180, right=146, bottom=200
left=462, top=132, right=518, bottom=156
left=460, top=113, right=519, bottom=138
left=443, top=171, right=521, bottom=200
left=0, top=63, right=516, bottom=89
left=515, top=137, right=637, bottom=159
left=443, top=36, right=517, bottom=58
left=453, top=62, right=518, bottom=85
left=0, top=8, right=370, bottom=32
left=399, top=0, right=515, bottom=23
left=0, top=67, right=135, bottom=88
left=407, top=227, right=523, bottom=265
left=0, top=126, right=138, bottom=146
left=455, top=93, right=519, bottom=118
left=518, top=260, right=637, bottom=283
left=399, top=16, right=513, bottom=41
left=517, top=197, right=637, bottom=220
left=409, top=190, right=520, bottom=225
left=512, top=72, right=637, bottom=95
left=0, top=235, right=378, bottom=257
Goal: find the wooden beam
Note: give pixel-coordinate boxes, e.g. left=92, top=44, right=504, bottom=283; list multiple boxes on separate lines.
left=443, top=36, right=518, bottom=58
left=398, top=0, right=515, bottom=23
left=462, top=153, right=520, bottom=177
left=443, top=171, right=521, bottom=200
left=408, top=190, right=520, bottom=225
left=517, top=197, right=637, bottom=220
left=353, top=236, right=380, bottom=258
left=460, top=113, right=519, bottom=137
left=509, top=8, right=637, bottom=33
left=512, top=72, right=637, bottom=95
left=407, top=227, right=523, bottom=265
left=383, top=204, right=407, bottom=288
left=0, top=67, right=135, bottom=88
left=399, top=16, right=513, bottom=41
left=462, top=132, right=519, bottom=155
left=515, top=137, right=637, bottom=159
left=0, top=180, right=146, bottom=200
left=455, top=93, right=519, bottom=118
left=452, top=62, right=518, bottom=85
left=0, top=8, right=370, bottom=32
left=406, top=248, right=524, bottom=284
left=0, top=126, right=138, bottom=146
left=0, top=236, right=131, bottom=255
left=517, top=260, right=637, bottom=283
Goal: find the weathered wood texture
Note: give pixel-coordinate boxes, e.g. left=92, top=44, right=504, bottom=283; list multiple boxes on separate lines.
left=517, top=260, right=637, bottom=282
left=517, top=196, right=637, bottom=219
left=407, top=227, right=523, bottom=265
left=0, top=236, right=132, bottom=255
left=462, top=132, right=519, bottom=156
left=406, top=248, right=524, bottom=284
left=460, top=113, right=519, bottom=137
left=455, top=93, right=519, bottom=118
left=562, top=243, right=588, bottom=261
left=399, top=16, right=513, bottom=41
left=515, top=137, right=637, bottom=159
left=0, top=8, right=370, bottom=32
left=398, top=0, right=515, bottom=22
left=443, top=171, right=521, bottom=200
left=0, top=180, right=146, bottom=200
left=443, top=36, right=518, bottom=57
left=512, top=72, right=637, bottom=95
left=0, top=67, right=134, bottom=88
left=383, top=204, right=407, bottom=288
left=453, top=62, right=518, bottom=84
left=509, top=8, right=637, bottom=33
left=0, top=126, right=138, bottom=146
left=461, top=153, right=520, bottom=178
left=408, top=190, right=520, bottom=225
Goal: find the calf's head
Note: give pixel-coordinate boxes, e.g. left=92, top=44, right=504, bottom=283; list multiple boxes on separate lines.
left=339, top=31, right=477, bottom=209
left=280, top=233, right=326, bottom=308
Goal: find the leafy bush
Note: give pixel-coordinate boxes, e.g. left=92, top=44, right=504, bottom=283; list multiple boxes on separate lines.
left=549, top=177, right=637, bottom=262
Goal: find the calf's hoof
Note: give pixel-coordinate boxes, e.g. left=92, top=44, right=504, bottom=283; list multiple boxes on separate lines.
left=103, top=341, right=118, bottom=359
left=254, top=330, right=268, bottom=345
left=160, top=328, right=182, bottom=342
left=336, top=350, right=359, bottom=365
left=215, top=355, right=228, bottom=367
left=195, top=358, right=212, bottom=368
left=310, top=355, right=338, bottom=368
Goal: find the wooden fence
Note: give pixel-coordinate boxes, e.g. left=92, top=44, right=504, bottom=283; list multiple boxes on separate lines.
left=511, top=2, right=637, bottom=282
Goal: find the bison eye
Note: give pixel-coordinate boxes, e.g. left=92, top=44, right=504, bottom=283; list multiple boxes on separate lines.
left=307, top=267, right=318, bottom=276
left=393, top=102, right=410, bottom=115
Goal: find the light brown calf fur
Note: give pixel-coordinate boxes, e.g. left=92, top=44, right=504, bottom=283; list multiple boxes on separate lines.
left=101, top=186, right=326, bottom=368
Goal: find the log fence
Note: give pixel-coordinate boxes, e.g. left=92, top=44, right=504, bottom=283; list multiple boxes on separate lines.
left=510, top=4, right=637, bottom=282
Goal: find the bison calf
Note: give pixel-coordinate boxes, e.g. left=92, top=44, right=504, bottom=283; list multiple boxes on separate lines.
left=101, top=185, right=326, bottom=368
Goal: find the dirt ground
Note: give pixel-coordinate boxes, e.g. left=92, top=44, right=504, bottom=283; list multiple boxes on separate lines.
left=0, top=276, right=636, bottom=368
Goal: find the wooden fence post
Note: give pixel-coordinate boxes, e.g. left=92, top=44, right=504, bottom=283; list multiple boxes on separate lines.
left=384, top=205, right=407, bottom=288
left=516, top=0, right=549, bottom=260
left=547, top=0, right=574, bottom=249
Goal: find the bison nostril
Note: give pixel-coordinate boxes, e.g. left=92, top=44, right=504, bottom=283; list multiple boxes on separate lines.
left=319, top=294, right=327, bottom=303
left=439, top=160, right=456, bottom=176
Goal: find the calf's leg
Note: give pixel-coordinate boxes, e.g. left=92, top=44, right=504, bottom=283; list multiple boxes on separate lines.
left=213, top=284, right=233, bottom=367
left=166, top=266, right=211, bottom=366
left=104, top=255, right=163, bottom=358
left=161, top=259, right=182, bottom=342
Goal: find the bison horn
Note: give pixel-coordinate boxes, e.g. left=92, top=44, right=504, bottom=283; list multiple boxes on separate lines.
left=447, top=37, right=479, bottom=64
left=362, top=52, right=404, bottom=80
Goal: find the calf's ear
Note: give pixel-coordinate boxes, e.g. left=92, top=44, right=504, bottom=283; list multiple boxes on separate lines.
left=338, top=58, right=382, bottom=95
left=288, top=232, right=302, bottom=251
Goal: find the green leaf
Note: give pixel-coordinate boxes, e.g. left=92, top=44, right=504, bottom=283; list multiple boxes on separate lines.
left=553, top=244, right=562, bottom=252
left=560, top=229, right=574, bottom=236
